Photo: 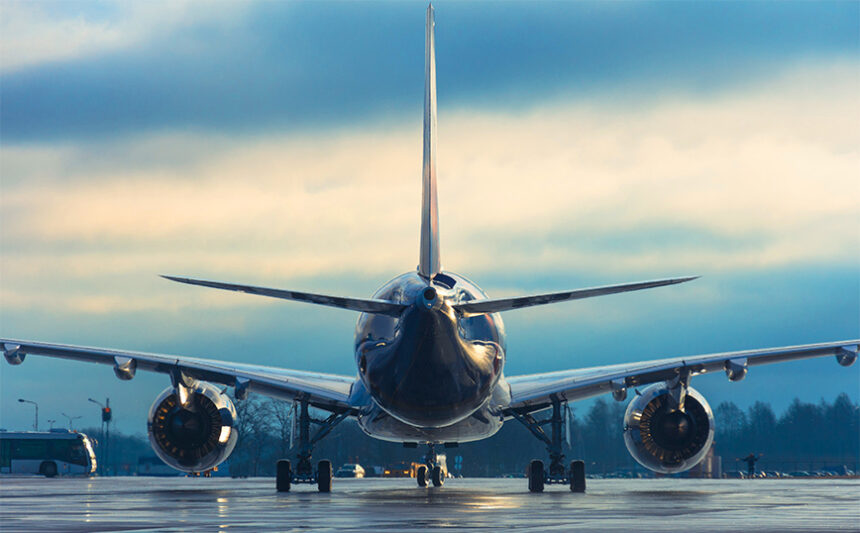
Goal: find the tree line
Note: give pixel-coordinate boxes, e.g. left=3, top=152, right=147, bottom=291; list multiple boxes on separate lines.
left=84, top=392, right=859, bottom=477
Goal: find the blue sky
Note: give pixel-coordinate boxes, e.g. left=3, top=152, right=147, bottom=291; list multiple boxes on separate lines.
left=1, top=1, right=858, bottom=434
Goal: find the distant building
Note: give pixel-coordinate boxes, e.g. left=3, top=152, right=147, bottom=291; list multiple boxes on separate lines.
left=688, top=445, right=721, bottom=479
left=137, top=456, right=179, bottom=477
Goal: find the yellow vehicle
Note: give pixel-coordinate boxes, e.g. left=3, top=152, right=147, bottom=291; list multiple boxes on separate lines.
left=383, top=462, right=422, bottom=478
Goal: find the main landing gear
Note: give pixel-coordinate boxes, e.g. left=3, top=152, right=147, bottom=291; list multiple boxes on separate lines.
left=416, top=443, right=447, bottom=488
left=511, top=396, right=586, bottom=493
left=276, top=398, right=349, bottom=493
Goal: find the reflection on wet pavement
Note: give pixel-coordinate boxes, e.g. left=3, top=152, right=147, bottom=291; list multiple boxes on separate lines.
left=1, top=477, right=857, bottom=532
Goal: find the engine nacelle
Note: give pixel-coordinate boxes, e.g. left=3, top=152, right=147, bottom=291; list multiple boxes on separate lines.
left=147, top=382, right=238, bottom=473
left=623, top=383, right=714, bottom=474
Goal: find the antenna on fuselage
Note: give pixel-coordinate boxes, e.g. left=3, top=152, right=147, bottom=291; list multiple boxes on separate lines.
left=419, top=4, right=441, bottom=279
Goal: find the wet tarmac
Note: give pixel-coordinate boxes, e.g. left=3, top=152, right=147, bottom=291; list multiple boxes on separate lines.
left=1, top=476, right=858, bottom=532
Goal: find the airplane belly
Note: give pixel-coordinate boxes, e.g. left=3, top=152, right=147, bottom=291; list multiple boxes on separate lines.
left=358, top=403, right=502, bottom=443
left=356, top=378, right=510, bottom=444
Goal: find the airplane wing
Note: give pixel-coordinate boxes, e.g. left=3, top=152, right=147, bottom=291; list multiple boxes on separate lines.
left=504, top=340, right=859, bottom=413
left=1, top=338, right=356, bottom=413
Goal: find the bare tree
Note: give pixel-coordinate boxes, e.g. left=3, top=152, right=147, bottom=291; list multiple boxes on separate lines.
left=268, top=399, right=293, bottom=459
left=232, top=394, right=275, bottom=477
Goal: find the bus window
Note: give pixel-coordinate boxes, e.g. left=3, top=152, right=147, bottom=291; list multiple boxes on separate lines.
left=68, top=441, right=88, bottom=466
left=12, top=439, right=48, bottom=460
left=0, top=440, right=10, bottom=469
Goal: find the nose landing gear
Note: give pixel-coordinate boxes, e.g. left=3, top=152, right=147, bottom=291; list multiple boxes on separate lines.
left=512, top=396, right=586, bottom=493
left=416, top=443, right=447, bottom=487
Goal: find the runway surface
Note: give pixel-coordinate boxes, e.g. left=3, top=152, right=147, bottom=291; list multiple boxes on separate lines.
left=1, top=476, right=858, bottom=532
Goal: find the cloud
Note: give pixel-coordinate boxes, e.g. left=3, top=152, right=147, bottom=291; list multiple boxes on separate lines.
left=2, top=1, right=857, bottom=142
left=0, top=0, right=246, bottom=73
left=1, top=60, right=857, bottom=313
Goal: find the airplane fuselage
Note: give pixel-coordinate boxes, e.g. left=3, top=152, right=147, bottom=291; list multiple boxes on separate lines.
left=352, top=272, right=510, bottom=443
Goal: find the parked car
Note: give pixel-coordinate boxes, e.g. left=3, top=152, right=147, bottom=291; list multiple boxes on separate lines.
left=335, top=463, right=365, bottom=478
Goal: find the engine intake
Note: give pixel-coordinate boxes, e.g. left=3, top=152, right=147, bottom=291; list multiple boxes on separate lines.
left=147, top=382, right=238, bottom=473
left=623, top=383, right=714, bottom=474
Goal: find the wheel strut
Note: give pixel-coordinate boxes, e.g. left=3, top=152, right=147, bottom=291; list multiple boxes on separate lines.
left=512, top=396, right=585, bottom=492
left=276, top=398, right=349, bottom=492
left=417, top=443, right=445, bottom=488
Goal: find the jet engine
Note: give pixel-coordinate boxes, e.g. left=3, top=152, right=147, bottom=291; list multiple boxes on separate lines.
left=623, top=383, right=714, bottom=474
left=147, top=382, right=238, bottom=473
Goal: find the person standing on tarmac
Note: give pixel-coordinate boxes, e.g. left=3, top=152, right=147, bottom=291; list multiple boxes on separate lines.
left=740, top=453, right=762, bottom=477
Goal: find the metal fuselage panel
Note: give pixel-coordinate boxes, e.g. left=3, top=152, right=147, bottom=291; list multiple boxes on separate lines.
left=353, top=272, right=508, bottom=441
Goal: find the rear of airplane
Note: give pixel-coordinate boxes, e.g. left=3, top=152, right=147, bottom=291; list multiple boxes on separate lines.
left=160, top=3, right=695, bottom=332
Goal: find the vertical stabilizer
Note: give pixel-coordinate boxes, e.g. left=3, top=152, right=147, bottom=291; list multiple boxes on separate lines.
left=419, top=4, right=441, bottom=279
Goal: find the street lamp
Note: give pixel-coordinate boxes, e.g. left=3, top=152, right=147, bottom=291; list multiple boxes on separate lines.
left=17, top=398, right=38, bottom=431
left=88, top=398, right=104, bottom=409
left=47, top=419, right=56, bottom=430
left=61, top=413, right=81, bottom=430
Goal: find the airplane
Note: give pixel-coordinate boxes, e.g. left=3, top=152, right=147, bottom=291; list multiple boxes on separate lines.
left=2, top=5, right=857, bottom=493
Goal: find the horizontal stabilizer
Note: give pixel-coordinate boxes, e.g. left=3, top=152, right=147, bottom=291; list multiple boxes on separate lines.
left=453, top=276, right=698, bottom=316
left=162, top=275, right=407, bottom=317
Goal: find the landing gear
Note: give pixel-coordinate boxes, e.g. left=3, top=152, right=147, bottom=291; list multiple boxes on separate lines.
left=317, top=460, right=332, bottom=493
left=416, top=443, right=447, bottom=488
left=277, top=459, right=291, bottom=492
left=432, top=465, right=444, bottom=487
left=528, top=460, right=544, bottom=493
left=276, top=398, right=349, bottom=493
left=513, top=396, right=586, bottom=493
left=570, top=460, right=585, bottom=492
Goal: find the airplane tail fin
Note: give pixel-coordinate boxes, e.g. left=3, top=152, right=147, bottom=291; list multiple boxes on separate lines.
left=419, top=4, right=441, bottom=279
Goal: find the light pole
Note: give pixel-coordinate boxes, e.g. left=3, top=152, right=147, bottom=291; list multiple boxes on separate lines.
left=47, top=419, right=56, bottom=430
left=88, top=397, right=111, bottom=476
left=61, top=413, right=81, bottom=430
left=17, top=398, right=38, bottom=431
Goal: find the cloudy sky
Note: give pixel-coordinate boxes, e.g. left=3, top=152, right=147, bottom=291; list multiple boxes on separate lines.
left=1, top=1, right=858, bottom=434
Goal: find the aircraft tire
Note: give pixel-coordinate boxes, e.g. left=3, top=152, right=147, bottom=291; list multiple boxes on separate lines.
left=569, top=460, right=585, bottom=493
left=417, top=465, right=428, bottom=487
left=276, top=459, right=291, bottom=492
left=431, top=465, right=444, bottom=487
left=317, top=460, right=333, bottom=493
left=528, top=460, right=544, bottom=493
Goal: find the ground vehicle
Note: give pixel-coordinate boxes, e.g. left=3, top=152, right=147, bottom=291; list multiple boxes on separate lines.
left=335, top=463, right=365, bottom=478
left=0, top=430, right=97, bottom=477
left=383, top=462, right=419, bottom=478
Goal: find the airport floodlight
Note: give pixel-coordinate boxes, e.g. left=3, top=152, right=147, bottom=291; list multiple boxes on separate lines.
left=17, top=398, right=38, bottom=431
